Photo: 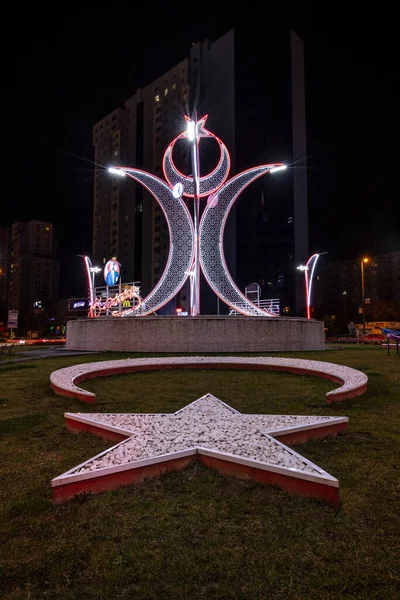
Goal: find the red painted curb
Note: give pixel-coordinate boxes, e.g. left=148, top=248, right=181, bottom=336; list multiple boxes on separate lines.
left=65, top=417, right=130, bottom=442
left=52, top=455, right=193, bottom=504
left=274, top=422, right=348, bottom=445
left=199, top=455, right=339, bottom=506
left=52, top=453, right=339, bottom=506
left=53, top=362, right=365, bottom=404
left=326, top=383, right=368, bottom=403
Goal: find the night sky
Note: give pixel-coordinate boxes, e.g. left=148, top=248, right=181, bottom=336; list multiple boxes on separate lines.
left=12, top=8, right=399, bottom=297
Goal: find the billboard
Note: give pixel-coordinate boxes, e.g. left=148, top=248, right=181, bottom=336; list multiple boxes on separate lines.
left=104, top=260, right=121, bottom=286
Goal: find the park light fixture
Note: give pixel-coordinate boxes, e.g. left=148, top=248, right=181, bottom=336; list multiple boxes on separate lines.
left=298, top=253, right=326, bottom=319
left=187, top=119, right=196, bottom=141
left=108, top=167, right=126, bottom=177
left=270, top=165, right=287, bottom=173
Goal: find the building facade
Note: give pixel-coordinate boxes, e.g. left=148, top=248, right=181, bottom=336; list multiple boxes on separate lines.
left=0, top=226, right=10, bottom=325
left=92, top=28, right=308, bottom=315
left=8, top=221, right=60, bottom=330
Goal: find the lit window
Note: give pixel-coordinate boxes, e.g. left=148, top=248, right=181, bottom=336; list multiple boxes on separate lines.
left=164, top=88, right=168, bottom=96
left=45, top=226, right=50, bottom=231
left=172, top=83, right=176, bottom=91
left=154, top=94, right=160, bottom=103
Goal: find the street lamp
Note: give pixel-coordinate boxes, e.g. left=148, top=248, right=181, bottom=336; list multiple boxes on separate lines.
left=186, top=115, right=201, bottom=316
left=361, top=257, right=369, bottom=336
left=78, top=256, right=101, bottom=306
left=297, top=253, right=326, bottom=319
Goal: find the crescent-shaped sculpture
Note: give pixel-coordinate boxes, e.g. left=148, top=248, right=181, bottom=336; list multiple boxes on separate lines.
left=113, top=168, right=194, bottom=316
left=199, top=165, right=284, bottom=317
left=163, top=117, right=230, bottom=198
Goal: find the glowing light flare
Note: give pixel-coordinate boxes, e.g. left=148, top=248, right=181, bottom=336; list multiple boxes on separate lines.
left=187, top=120, right=196, bottom=141
left=269, top=165, right=287, bottom=173
left=108, top=168, right=126, bottom=177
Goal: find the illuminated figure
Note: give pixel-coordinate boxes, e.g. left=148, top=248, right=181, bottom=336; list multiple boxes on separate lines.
left=109, top=115, right=287, bottom=317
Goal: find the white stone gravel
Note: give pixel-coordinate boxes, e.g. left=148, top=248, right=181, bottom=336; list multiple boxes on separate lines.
left=50, top=355, right=368, bottom=402
left=68, top=394, right=347, bottom=478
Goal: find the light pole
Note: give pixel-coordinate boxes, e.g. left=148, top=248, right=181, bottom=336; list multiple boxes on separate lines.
left=187, top=115, right=201, bottom=316
left=79, top=256, right=101, bottom=306
left=297, top=253, right=326, bottom=319
left=361, top=257, right=369, bottom=336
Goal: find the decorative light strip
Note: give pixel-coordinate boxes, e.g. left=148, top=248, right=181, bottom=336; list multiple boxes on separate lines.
left=88, top=285, right=142, bottom=318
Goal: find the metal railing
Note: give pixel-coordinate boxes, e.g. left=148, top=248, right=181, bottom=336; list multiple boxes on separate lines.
left=229, top=298, right=280, bottom=316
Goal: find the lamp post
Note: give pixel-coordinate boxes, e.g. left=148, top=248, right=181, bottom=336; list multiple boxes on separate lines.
left=297, top=253, right=326, bottom=319
left=187, top=115, right=201, bottom=316
left=79, top=256, right=101, bottom=306
left=361, top=257, right=369, bottom=336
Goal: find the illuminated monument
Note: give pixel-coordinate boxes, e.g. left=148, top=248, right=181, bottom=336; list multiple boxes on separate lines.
left=68, top=116, right=324, bottom=352
left=107, top=115, right=285, bottom=318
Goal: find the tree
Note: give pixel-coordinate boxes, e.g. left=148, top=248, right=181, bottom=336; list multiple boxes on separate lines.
left=368, top=300, right=400, bottom=321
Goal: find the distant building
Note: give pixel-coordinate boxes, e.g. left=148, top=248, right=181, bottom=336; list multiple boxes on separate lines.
left=8, top=221, right=60, bottom=330
left=0, top=226, right=11, bottom=325
left=92, top=27, right=308, bottom=315
left=313, top=250, right=400, bottom=327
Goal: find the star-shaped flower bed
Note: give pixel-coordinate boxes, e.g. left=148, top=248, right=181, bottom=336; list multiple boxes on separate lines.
left=52, top=394, right=348, bottom=506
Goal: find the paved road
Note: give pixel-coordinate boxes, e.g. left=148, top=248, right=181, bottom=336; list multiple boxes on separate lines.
left=0, top=347, right=100, bottom=364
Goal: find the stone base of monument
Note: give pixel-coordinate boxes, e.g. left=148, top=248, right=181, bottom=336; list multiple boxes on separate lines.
left=66, top=316, right=325, bottom=353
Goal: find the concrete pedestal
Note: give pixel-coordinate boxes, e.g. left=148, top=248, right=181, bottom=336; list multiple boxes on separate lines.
left=66, top=316, right=325, bottom=353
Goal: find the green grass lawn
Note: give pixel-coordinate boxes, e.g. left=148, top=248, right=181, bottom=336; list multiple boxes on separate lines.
left=0, top=347, right=399, bottom=599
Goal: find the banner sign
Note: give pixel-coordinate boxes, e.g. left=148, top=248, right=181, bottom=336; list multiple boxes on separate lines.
left=69, top=298, right=91, bottom=311
left=7, top=310, right=18, bottom=328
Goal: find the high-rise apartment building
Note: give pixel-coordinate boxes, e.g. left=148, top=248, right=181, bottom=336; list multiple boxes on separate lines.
left=0, top=226, right=10, bottom=324
left=93, top=27, right=308, bottom=315
left=8, top=221, right=60, bottom=328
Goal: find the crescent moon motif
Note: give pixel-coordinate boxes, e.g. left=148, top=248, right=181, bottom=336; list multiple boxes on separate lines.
left=120, top=168, right=194, bottom=316
left=163, top=131, right=230, bottom=198
left=199, top=166, right=281, bottom=317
